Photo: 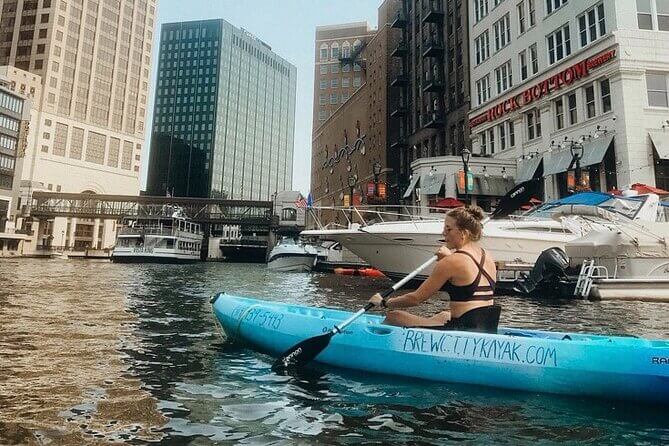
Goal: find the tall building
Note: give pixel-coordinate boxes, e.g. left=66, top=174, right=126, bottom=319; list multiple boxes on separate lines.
left=0, top=0, right=156, bottom=195
left=0, top=0, right=157, bottom=252
left=468, top=0, right=669, bottom=201
left=147, top=19, right=297, bottom=200
left=313, top=22, right=376, bottom=133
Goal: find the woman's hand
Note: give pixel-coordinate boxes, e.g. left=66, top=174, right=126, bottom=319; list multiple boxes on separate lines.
left=368, top=292, right=385, bottom=308
left=436, top=246, right=452, bottom=260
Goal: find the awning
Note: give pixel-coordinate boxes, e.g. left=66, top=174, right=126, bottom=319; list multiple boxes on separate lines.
left=579, top=134, right=614, bottom=168
left=544, top=135, right=614, bottom=175
left=650, top=131, right=669, bottom=159
left=402, top=174, right=420, bottom=198
left=456, top=175, right=515, bottom=196
left=543, top=149, right=574, bottom=175
left=422, top=173, right=446, bottom=195
left=516, top=155, right=543, bottom=183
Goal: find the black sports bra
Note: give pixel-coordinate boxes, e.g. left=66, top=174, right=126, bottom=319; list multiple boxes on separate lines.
left=442, top=249, right=496, bottom=302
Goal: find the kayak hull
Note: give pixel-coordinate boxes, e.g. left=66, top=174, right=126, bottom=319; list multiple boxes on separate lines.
left=210, top=293, right=669, bottom=405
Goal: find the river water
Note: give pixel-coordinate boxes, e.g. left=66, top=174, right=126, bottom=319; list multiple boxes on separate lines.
left=0, top=259, right=667, bottom=445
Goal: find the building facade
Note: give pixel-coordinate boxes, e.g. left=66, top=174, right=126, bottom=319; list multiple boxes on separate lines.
left=313, top=22, right=376, bottom=134
left=468, top=0, right=669, bottom=201
left=147, top=19, right=297, bottom=201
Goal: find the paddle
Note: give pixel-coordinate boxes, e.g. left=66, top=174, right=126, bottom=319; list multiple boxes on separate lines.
left=271, top=254, right=438, bottom=372
left=272, top=178, right=540, bottom=372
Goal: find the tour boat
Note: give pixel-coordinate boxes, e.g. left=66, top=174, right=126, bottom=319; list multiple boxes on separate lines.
left=111, top=208, right=203, bottom=263
left=211, top=293, right=669, bottom=405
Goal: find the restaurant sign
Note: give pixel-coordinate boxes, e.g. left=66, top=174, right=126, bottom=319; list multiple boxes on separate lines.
left=469, top=49, right=617, bottom=129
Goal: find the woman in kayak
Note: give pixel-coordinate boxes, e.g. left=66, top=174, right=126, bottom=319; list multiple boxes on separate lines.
left=368, top=205, right=496, bottom=327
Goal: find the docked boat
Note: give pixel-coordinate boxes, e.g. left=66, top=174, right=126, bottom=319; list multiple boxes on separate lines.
left=211, top=294, right=669, bottom=405
left=302, top=192, right=662, bottom=282
left=267, top=237, right=318, bottom=272
left=111, top=209, right=203, bottom=263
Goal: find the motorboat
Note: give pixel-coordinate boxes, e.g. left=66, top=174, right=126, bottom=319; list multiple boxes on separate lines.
left=111, top=208, right=203, bottom=263
left=302, top=192, right=663, bottom=282
left=267, top=237, right=318, bottom=272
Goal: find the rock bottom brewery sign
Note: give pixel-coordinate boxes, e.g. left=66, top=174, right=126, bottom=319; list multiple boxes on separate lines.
left=469, top=49, right=617, bottom=129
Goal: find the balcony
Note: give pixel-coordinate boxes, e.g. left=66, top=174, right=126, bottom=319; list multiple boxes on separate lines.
left=423, top=74, right=444, bottom=92
left=422, top=1, right=444, bottom=23
left=390, top=40, right=408, bottom=58
left=390, top=73, right=409, bottom=87
left=422, top=36, right=444, bottom=58
left=422, top=111, right=444, bottom=129
left=391, top=11, right=408, bottom=28
left=390, top=102, right=408, bottom=117
left=390, top=136, right=408, bottom=148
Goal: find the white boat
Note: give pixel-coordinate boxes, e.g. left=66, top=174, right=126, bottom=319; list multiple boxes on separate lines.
left=50, top=251, right=68, bottom=260
left=267, top=237, right=318, bottom=272
left=302, top=192, right=663, bottom=281
left=111, top=209, right=203, bottom=263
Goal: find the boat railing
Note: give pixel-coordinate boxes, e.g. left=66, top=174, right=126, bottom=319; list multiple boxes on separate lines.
left=307, top=205, right=446, bottom=230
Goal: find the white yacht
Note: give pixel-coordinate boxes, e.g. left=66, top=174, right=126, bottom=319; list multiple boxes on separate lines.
left=111, top=209, right=203, bottom=263
left=267, top=237, right=318, bottom=272
left=302, top=192, right=663, bottom=281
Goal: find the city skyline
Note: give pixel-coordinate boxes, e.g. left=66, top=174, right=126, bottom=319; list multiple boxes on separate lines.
left=143, top=0, right=381, bottom=196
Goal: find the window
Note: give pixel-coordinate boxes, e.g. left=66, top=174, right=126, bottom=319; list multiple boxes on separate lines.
left=526, top=109, right=541, bottom=140
left=320, top=44, right=328, bottom=60
left=474, top=31, right=490, bottom=65
left=529, top=43, right=539, bottom=74
left=331, top=63, right=339, bottom=74
left=320, top=65, right=327, bottom=74
left=659, top=0, right=669, bottom=30
left=475, top=0, right=489, bottom=22
left=555, top=98, right=565, bottom=129
left=319, top=95, right=326, bottom=105
left=476, top=75, right=491, bottom=105
left=509, top=121, right=516, bottom=147
left=529, top=0, right=536, bottom=26
left=647, top=72, right=668, bottom=107
left=498, top=122, right=507, bottom=151
left=585, top=85, right=596, bottom=118
left=480, top=131, right=488, bottom=154
left=600, top=78, right=611, bottom=112
left=578, top=3, right=606, bottom=47
left=330, top=93, right=338, bottom=104
left=568, top=92, right=578, bottom=124
left=354, top=62, right=361, bottom=71
left=637, top=0, right=653, bottom=29
left=488, top=128, right=496, bottom=154
left=319, top=80, right=327, bottom=89
left=519, top=50, right=528, bottom=80
left=342, top=63, right=351, bottom=72
left=353, top=76, right=361, bottom=87
left=495, top=61, right=512, bottom=94
left=493, top=14, right=511, bottom=51
left=546, top=0, right=568, bottom=15
left=342, top=77, right=350, bottom=87
left=518, top=1, right=526, bottom=34
left=331, top=43, right=339, bottom=59
left=331, top=78, right=338, bottom=88
left=547, top=24, right=571, bottom=65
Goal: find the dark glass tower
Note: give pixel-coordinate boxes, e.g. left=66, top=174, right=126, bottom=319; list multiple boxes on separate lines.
left=147, top=19, right=297, bottom=199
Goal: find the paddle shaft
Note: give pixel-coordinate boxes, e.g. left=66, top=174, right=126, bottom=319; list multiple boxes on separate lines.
left=332, top=255, right=438, bottom=334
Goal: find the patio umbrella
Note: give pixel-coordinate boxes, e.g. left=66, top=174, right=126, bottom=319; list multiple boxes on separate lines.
left=434, top=197, right=465, bottom=208
left=630, top=183, right=669, bottom=195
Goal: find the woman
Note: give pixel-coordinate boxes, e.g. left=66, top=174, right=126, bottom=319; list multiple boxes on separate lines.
left=368, top=205, right=496, bottom=327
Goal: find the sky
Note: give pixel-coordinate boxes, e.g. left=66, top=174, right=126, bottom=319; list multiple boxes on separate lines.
left=141, top=0, right=382, bottom=195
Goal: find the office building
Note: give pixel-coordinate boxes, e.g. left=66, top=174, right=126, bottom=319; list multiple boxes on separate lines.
left=147, top=19, right=297, bottom=200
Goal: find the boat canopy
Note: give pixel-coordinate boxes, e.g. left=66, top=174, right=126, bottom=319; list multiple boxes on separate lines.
left=526, top=192, right=652, bottom=221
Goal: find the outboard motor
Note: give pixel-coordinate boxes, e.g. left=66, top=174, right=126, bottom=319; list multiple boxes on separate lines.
left=513, top=247, right=574, bottom=298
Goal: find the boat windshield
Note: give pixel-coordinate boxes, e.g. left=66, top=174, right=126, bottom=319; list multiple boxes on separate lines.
left=525, top=193, right=648, bottom=220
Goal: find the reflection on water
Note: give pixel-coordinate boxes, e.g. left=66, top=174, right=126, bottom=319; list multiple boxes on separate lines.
left=1, top=259, right=668, bottom=445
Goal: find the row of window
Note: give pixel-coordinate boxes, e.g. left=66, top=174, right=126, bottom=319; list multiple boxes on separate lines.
left=637, top=0, right=669, bottom=31
left=480, top=120, right=516, bottom=155
left=0, top=153, right=15, bottom=171
left=318, top=40, right=362, bottom=61
left=163, top=27, right=209, bottom=41
left=476, top=0, right=570, bottom=24
left=0, top=134, right=17, bottom=152
left=319, top=62, right=362, bottom=74
left=319, top=77, right=362, bottom=89
left=0, top=92, right=23, bottom=114
left=318, top=92, right=352, bottom=106
left=0, top=115, right=19, bottom=132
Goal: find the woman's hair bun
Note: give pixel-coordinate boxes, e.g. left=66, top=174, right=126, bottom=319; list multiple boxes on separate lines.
left=464, top=205, right=485, bottom=222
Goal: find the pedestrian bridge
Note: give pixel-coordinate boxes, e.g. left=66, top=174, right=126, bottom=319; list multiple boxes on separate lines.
left=27, top=192, right=273, bottom=226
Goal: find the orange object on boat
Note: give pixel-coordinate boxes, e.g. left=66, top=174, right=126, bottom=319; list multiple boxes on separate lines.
left=357, top=267, right=386, bottom=278
left=334, top=267, right=357, bottom=275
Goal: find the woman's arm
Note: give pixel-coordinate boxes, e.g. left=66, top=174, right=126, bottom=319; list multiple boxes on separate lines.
left=385, top=257, right=455, bottom=309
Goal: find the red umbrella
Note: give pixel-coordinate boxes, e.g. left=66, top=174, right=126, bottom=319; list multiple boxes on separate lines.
left=520, top=197, right=543, bottom=210
left=434, top=197, right=465, bottom=208
left=631, top=183, right=669, bottom=195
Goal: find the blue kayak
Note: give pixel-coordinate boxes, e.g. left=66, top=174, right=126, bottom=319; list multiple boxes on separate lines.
left=210, top=293, right=669, bottom=405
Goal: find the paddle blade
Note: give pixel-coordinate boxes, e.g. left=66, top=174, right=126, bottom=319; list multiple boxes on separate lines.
left=272, top=332, right=334, bottom=372
left=491, top=178, right=542, bottom=220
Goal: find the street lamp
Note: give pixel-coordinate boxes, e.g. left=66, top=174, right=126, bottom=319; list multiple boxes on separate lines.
left=569, top=141, right=584, bottom=191
left=347, top=174, right=356, bottom=224
left=460, top=148, right=471, bottom=205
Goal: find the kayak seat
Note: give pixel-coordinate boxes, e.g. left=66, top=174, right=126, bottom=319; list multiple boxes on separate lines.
left=441, top=305, right=501, bottom=334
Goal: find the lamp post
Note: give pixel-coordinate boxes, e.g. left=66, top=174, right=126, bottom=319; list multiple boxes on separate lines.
left=347, top=174, right=356, bottom=224
left=569, top=141, right=584, bottom=191
left=460, top=148, right=471, bottom=205
left=372, top=161, right=382, bottom=200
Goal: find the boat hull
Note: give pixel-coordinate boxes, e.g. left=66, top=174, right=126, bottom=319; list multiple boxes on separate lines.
left=267, top=254, right=316, bottom=272
left=211, top=293, right=669, bottom=405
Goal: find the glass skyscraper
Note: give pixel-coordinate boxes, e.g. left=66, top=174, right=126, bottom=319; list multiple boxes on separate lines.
left=147, top=19, right=297, bottom=200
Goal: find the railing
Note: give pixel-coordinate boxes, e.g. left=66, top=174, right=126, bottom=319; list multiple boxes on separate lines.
left=307, top=205, right=445, bottom=231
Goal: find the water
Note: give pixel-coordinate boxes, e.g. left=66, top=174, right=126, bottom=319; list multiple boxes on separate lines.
left=1, top=259, right=668, bottom=445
